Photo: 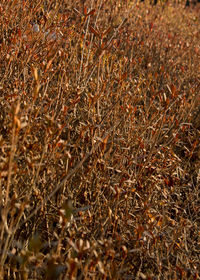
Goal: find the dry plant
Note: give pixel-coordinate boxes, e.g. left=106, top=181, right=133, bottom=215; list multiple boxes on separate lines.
left=0, top=0, right=199, bottom=279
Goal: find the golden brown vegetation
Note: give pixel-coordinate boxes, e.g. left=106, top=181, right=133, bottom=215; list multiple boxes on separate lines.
left=0, top=0, right=199, bottom=279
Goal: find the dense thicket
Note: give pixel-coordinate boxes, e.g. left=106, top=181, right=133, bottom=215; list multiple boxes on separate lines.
left=0, top=1, right=199, bottom=279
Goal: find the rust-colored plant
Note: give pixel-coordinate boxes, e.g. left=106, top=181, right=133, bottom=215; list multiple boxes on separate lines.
left=0, top=0, right=199, bottom=279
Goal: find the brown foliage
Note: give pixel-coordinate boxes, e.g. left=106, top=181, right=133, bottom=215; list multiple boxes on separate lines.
left=0, top=0, right=199, bottom=279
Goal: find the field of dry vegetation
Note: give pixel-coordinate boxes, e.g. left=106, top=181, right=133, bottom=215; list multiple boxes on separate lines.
left=0, top=0, right=199, bottom=279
